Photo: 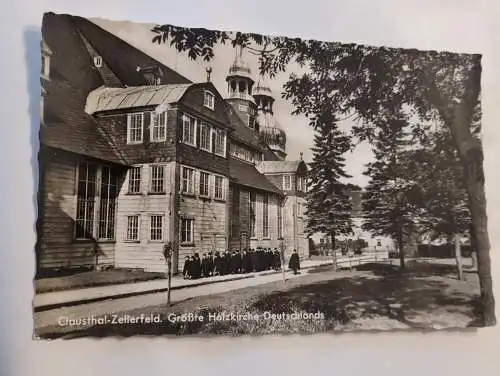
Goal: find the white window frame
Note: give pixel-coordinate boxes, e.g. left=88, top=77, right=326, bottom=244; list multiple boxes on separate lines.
left=150, top=111, right=167, bottom=142
left=41, top=54, right=50, bottom=80
left=214, top=128, right=226, bottom=157
left=182, top=114, right=197, bottom=146
left=203, top=90, right=215, bottom=110
left=180, top=218, right=194, bottom=244
left=93, top=56, right=102, bottom=68
left=283, top=175, right=292, bottom=190
left=199, top=121, right=212, bottom=152
left=181, top=166, right=195, bottom=195
left=214, top=175, right=225, bottom=200
left=126, top=215, right=140, bottom=242
left=149, top=164, right=165, bottom=194
left=127, top=113, right=144, bottom=144
left=199, top=171, right=211, bottom=197
left=149, top=215, right=164, bottom=241
left=128, top=166, right=142, bottom=194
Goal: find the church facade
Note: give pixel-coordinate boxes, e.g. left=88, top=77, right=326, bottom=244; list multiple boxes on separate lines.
left=37, top=13, right=309, bottom=275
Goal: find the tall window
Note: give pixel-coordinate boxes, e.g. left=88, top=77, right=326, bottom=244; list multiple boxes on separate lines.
left=128, top=167, right=141, bottom=194
left=231, top=188, right=240, bottom=237
left=182, top=167, right=195, bottom=194
left=204, top=91, right=215, bottom=110
left=262, top=194, right=269, bottom=238
left=249, top=192, right=256, bottom=238
left=214, top=176, right=224, bottom=200
left=277, top=200, right=283, bottom=238
left=297, top=177, right=302, bottom=191
left=199, top=122, right=211, bottom=151
left=181, top=218, right=194, bottom=244
left=75, top=162, right=97, bottom=239
left=214, top=128, right=226, bottom=156
left=182, top=114, right=196, bottom=146
left=283, top=175, right=291, bottom=190
left=150, top=215, right=163, bottom=241
left=126, top=215, right=139, bottom=241
left=151, top=111, right=167, bottom=142
left=98, top=167, right=118, bottom=239
left=199, top=171, right=210, bottom=197
left=127, top=113, right=144, bottom=144
left=150, top=165, right=165, bottom=193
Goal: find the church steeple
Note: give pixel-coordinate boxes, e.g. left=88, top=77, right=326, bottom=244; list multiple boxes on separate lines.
left=225, top=46, right=257, bottom=129
left=254, top=75, right=287, bottom=160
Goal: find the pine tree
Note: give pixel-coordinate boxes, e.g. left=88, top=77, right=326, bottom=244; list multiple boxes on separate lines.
left=305, top=121, right=353, bottom=264
left=361, top=118, right=421, bottom=269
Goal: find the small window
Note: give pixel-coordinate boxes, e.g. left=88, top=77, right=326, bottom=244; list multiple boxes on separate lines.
left=151, top=112, right=167, bottom=142
left=204, top=91, right=215, bottom=110
left=150, top=215, right=163, bottom=241
left=238, top=104, right=248, bottom=113
left=126, top=215, right=140, bottom=241
left=128, top=167, right=141, bottom=194
left=182, top=167, right=195, bottom=194
left=214, top=176, right=224, bottom=200
left=199, top=171, right=210, bottom=197
left=181, top=218, right=194, bottom=244
left=93, top=56, right=102, bottom=68
left=377, top=240, right=382, bottom=247
left=182, top=114, right=196, bottom=146
left=127, top=113, right=144, bottom=144
left=283, top=175, right=291, bottom=190
left=150, top=165, right=165, bottom=194
left=199, top=122, right=212, bottom=152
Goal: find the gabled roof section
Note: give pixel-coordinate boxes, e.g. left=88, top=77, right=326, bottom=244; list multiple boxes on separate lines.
left=71, top=15, right=192, bottom=86
left=225, top=102, right=262, bottom=151
left=229, top=158, right=283, bottom=195
left=256, top=160, right=308, bottom=174
left=85, top=84, right=191, bottom=114
left=41, top=13, right=126, bottom=164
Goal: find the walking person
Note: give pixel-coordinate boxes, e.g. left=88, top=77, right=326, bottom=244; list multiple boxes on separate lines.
left=288, top=249, right=300, bottom=275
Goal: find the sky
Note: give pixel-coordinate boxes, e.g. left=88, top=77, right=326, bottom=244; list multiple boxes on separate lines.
left=91, top=17, right=374, bottom=187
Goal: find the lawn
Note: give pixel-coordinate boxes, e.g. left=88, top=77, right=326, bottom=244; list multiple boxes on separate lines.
left=35, top=268, right=166, bottom=293
left=39, top=261, right=482, bottom=338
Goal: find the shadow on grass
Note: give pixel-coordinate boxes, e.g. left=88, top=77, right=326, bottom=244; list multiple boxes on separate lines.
left=37, top=262, right=482, bottom=338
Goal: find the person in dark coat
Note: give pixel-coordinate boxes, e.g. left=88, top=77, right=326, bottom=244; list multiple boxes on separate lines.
left=250, top=248, right=258, bottom=272
left=229, top=251, right=239, bottom=274
left=191, top=253, right=202, bottom=279
left=241, top=249, right=251, bottom=273
left=183, top=255, right=192, bottom=279
left=273, top=248, right=281, bottom=271
left=222, top=250, right=231, bottom=275
left=213, top=251, right=222, bottom=276
left=201, top=253, right=210, bottom=278
left=288, top=249, right=300, bottom=275
left=208, top=252, right=214, bottom=276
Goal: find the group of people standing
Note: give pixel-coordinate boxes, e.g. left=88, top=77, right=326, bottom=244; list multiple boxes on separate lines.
left=182, top=248, right=300, bottom=280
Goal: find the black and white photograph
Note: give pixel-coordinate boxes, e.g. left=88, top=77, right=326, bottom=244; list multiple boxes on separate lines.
left=34, top=11, right=494, bottom=339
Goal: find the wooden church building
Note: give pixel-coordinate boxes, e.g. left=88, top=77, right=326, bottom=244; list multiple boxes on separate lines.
left=37, top=13, right=309, bottom=274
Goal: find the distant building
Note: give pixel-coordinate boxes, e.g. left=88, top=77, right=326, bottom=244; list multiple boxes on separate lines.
left=37, top=14, right=309, bottom=275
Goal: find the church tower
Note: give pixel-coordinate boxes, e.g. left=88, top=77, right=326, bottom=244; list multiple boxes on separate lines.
left=225, top=46, right=257, bottom=129
left=254, top=76, right=287, bottom=160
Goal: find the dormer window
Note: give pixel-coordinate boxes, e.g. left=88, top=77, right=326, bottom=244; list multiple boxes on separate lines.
left=204, top=91, right=215, bottom=110
left=93, top=56, right=102, bottom=68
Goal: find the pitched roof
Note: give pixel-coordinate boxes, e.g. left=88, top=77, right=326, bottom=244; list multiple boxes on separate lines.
left=229, top=158, right=283, bottom=195
left=72, top=15, right=192, bottom=86
left=256, top=160, right=304, bottom=174
left=225, top=103, right=262, bottom=151
left=41, top=13, right=126, bottom=164
left=85, top=84, right=191, bottom=114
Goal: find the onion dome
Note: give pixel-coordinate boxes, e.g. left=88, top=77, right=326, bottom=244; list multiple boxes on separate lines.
left=258, top=114, right=287, bottom=155
left=226, top=46, right=255, bottom=104
left=226, top=47, right=254, bottom=83
left=253, top=75, right=275, bottom=114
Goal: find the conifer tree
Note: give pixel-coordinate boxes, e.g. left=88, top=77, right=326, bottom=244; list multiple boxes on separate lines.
left=361, top=118, right=422, bottom=269
left=305, top=121, right=353, bottom=264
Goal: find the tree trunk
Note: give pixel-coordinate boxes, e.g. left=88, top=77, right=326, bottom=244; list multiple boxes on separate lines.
left=331, top=232, right=337, bottom=271
left=454, top=234, right=464, bottom=280
left=424, top=59, right=495, bottom=326
left=397, top=237, right=406, bottom=270
left=167, top=257, right=172, bottom=306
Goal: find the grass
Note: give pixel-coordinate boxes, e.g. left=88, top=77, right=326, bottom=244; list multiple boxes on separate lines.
left=35, top=268, right=166, bottom=294
left=37, top=260, right=483, bottom=338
